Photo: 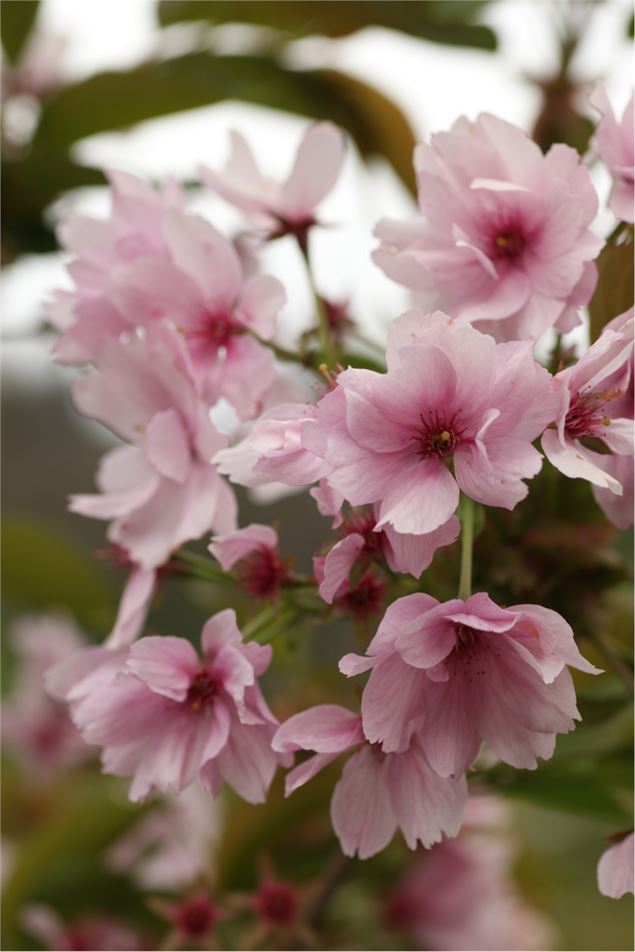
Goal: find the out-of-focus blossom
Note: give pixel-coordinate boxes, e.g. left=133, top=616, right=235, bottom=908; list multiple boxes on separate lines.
left=340, top=592, right=599, bottom=776
left=597, top=832, right=635, bottom=899
left=68, top=324, right=237, bottom=571
left=71, top=610, right=281, bottom=803
left=306, top=312, right=559, bottom=535
left=2, top=616, right=89, bottom=773
left=374, top=114, right=602, bottom=340
left=112, top=210, right=286, bottom=418
left=201, top=123, right=345, bottom=239
left=21, top=904, right=146, bottom=951
left=542, top=310, right=633, bottom=506
left=384, top=795, right=554, bottom=950
left=590, top=87, right=635, bottom=223
left=209, top=523, right=290, bottom=598
left=273, top=704, right=467, bottom=859
left=2, top=31, right=68, bottom=99
left=162, top=893, right=219, bottom=943
left=105, top=786, right=221, bottom=891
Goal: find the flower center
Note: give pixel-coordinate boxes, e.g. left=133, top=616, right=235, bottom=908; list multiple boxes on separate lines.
left=184, top=310, right=242, bottom=350
left=339, top=574, right=385, bottom=619
left=411, top=411, right=463, bottom=460
left=236, top=548, right=288, bottom=599
left=256, top=882, right=298, bottom=926
left=186, top=671, right=219, bottom=713
left=173, top=895, right=217, bottom=937
left=565, top=388, right=621, bottom=440
left=492, top=228, right=526, bottom=260
left=342, top=510, right=384, bottom=557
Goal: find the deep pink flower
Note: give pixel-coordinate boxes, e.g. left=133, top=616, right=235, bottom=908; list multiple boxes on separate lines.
left=306, top=311, right=559, bottom=535
left=374, top=114, right=602, bottom=340
left=112, top=209, right=286, bottom=418
left=201, top=122, right=345, bottom=236
left=597, top=832, right=635, bottom=899
left=69, top=324, right=237, bottom=570
left=71, top=610, right=280, bottom=803
left=340, top=592, right=599, bottom=776
left=316, top=505, right=459, bottom=603
left=542, top=309, right=633, bottom=502
left=590, top=87, right=634, bottom=223
left=209, top=523, right=289, bottom=598
left=272, top=704, right=467, bottom=859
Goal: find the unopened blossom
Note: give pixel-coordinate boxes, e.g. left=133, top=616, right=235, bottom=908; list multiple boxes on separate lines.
left=112, top=209, right=286, bottom=418
left=374, top=114, right=603, bottom=340
left=597, top=832, right=635, bottom=899
left=71, top=610, right=280, bottom=803
left=201, top=122, right=345, bottom=239
left=340, top=592, right=600, bottom=776
left=542, top=309, right=633, bottom=502
left=306, top=311, right=559, bottom=535
left=272, top=704, right=467, bottom=859
left=22, top=905, right=146, bottom=952
left=385, top=796, right=553, bottom=951
left=2, top=616, right=90, bottom=773
left=69, top=324, right=237, bottom=570
left=590, top=87, right=634, bottom=223
left=48, top=170, right=184, bottom=365
left=316, top=504, right=459, bottom=604
left=314, top=557, right=386, bottom=620
left=209, top=523, right=289, bottom=598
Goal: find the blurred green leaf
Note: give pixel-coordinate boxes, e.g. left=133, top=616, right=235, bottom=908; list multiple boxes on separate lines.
left=157, top=0, right=497, bottom=50
left=33, top=53, right=417, bottom=193
left=589, top=237, right=635, bottom=342
left=1, top=518, right=115, bottom=634
left=1, top=0, right=39, bottom=63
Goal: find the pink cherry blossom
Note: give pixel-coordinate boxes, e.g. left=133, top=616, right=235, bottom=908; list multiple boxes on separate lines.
left=373, top=114, right=603, bottom=340
left=306, top=311, right=559, bottom=535
left=2, top=615, right=90, bottom=774
left=272, top=704, right=467, bottom=859
left=201, top=122, right=345, bottom=236
left=209, top=523, right=289, bottom=598
left=69, top=324, right=237, bottom=570
left=316, top=504, right=459, bottom=604
left=597, top=832, right=634, bottom=899
left=385, top=796, right=553, bottom=951
left=339, top=592, right=600, bottom=776
left=542, top=309, right=633, bottom=500
left=112, top=209, right=286, bottom=418
left=71, top=610, right=280, bottom=803
left=48, top=170, right=183, bottom=365
left=590, top=87, right=634, bottom=223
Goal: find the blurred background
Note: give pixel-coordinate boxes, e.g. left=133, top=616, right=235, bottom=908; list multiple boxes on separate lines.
left=2, top=1, right=633, bottom=949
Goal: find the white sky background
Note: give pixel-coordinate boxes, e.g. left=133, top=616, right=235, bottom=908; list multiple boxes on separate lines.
left=2, top=0, right=633, bottom=372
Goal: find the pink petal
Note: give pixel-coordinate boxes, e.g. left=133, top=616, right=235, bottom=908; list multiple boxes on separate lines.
left=272, top=704, right=363, bottom=754
left=597, top=834, right=635, bottom=899
left=361, top=654, right=427, bottom=753
left=209, top=523, right=277, bottom=572
left=330, top=746, right=397, bottom=859
left=127, top=636, right=199, bottom=701
left=216, top=719, right=278, bottom=803
left=280, top=122, right=345, bottom=221
left=145, top=409, right=190, bottom=483
left=237, top=273, right=286, bottom=339
left=107, top=566, right=156, bottom=649
left=318, top=534, right=365, bottom=603
left=376, top=457, right=460, bottom=535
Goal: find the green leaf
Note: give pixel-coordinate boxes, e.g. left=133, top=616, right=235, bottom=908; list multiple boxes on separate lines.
left=157, top=0, right=497, bottom=50
left=1, top=518, right=115, bottom=634
left=588, top=237, right=635, bottom=341
left=1, top=0, right=39, bottom=63
left=33, top=53, right=417, bottom=193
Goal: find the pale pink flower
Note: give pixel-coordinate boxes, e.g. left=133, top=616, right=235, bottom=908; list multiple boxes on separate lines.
left=21, top=905, right=146, bottom=951
left=201, top=123, right=345, bottom=237
left=542, top=309, right=633, bottom=501
left=385, top=797, right=553, bottom=951
left=374, top=114, right=602, bottom=340
left=71, top=610, right=280, bottom=803
left=209, top=523, right=289, bottom=598
left=316, top=504, right=459, bottom=604
left=590, top=87, right=635, bottom=223
left=272, top=704, right=467, bottom=859
left=69, top=324, right=237, bottom=570
left=2, top=616, right=90, bottom=773
left=112, top=209, right=286, bottom=418
left=49, top=170, right=183, bottom=364
left=340, top=592, right=600, bottom=776
left=597, top=832, right=634, bottom=899
left=306, top=311, right=559, bottom=535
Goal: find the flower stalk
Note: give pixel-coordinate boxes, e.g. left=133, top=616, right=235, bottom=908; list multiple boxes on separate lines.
left=457, top=494, right=475, bottom=601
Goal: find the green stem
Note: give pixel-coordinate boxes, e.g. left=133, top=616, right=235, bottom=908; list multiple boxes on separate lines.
left=296, top=237, right=338, bottom=369
left=457, top=494, right=475, bottom=601
left=173, top=549, right=227, bottom=583
left=246, top=329, right=316, bottom=370
left=589, top=630, right=634, bottom=696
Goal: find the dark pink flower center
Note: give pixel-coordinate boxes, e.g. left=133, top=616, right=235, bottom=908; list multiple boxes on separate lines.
left=186, top=309, right=243, bottom=350
left=236, top=547, right=288, bottom=599
left=173, top=895, right=218, bottom=937
left=491, top=228, right=526, bottom=260
left=342, top=511, right=385, bottom=558
left=186, top=670, right=220, bottom=712
left=256, top=882, right=298, bottom=926
left=446, top=625, right=489, bottom=681
left=339, top=574, right=385, bottom=619
left=565, top=388, right=621, bottom=439
left=411, top=411, right=464, bottom=460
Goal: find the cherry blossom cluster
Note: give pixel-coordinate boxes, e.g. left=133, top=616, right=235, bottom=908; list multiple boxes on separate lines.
left=40, top=88, right=634, bottom=906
